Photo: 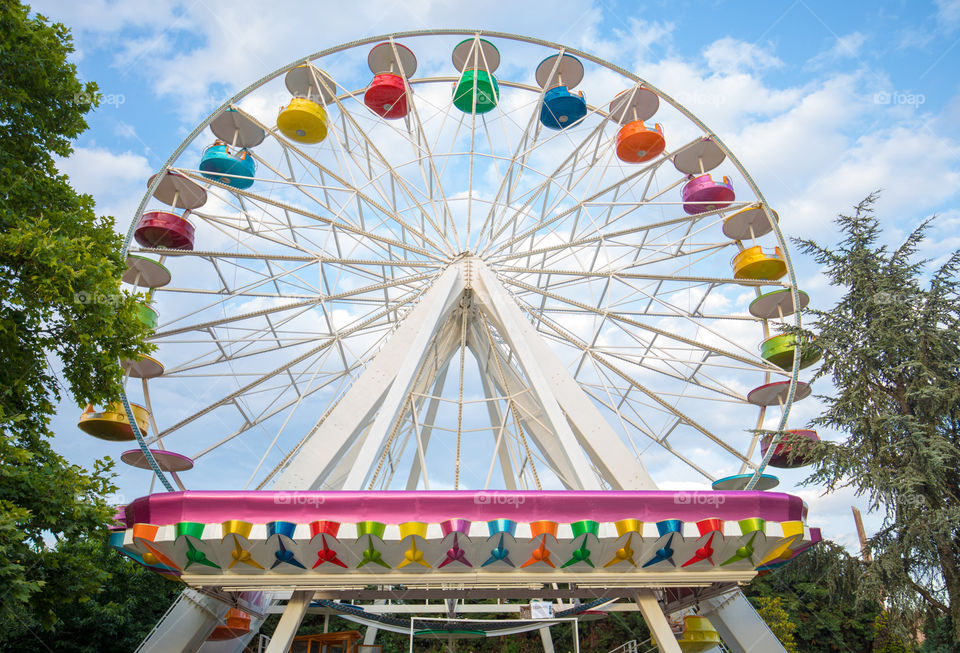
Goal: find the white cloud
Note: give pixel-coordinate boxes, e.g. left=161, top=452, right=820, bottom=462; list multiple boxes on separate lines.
left=702, top=38, right=783, bottom=74
left=55, top=146, right=152, bottom=222
left=936, top=0, right=960, bottom=26
left=810, top=31, right=868, bottom=64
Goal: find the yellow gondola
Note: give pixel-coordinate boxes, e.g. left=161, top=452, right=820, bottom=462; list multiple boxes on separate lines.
left=78, top=402, right=150, bottom=441
left=732, top=245, right=787, bottom=280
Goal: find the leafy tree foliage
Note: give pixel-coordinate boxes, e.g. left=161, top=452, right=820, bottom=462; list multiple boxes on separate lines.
left=0, top=0, right=152, bottom=638
left=2, top=538, right=182, bottom=652
left=746, top=539, right=881, bottom=651
left=753, top=596, right=798, bottom=653
left=795, top=194, right=960, bottom=649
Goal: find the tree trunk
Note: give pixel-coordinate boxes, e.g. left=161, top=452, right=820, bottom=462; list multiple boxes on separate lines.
left=935, top=535, right=960, bottom=652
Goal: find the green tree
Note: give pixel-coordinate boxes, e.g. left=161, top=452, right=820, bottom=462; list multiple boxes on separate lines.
left=795, top=194, right=960, bottom=649
left=0, top=0, right=152, bottom=638
left=1, top=538, right=182, bottom=652
left=746, top=539, right=879, bottom=651
left=753, top=596, right=798, bottom=653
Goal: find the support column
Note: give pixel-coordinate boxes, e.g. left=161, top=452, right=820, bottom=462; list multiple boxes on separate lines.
left=264, top=591, right=314, bottom=653
left=138, top=589, right=229, bottom=653
left=634, top=590, right=682, bottom=653
left=539, top=626, right=555, bottom=653
left=698, top=590, right=786, bottom=653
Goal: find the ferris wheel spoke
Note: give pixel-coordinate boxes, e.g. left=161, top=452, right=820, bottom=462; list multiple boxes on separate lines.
left=584, top=348, right=751, bottom=463
left=481, top=112, right=614, bottom=253
left=275, top=80, right=458, bottom=255
left=150, top=284, right=429, bottom=439
left=384, top=49, right=464, bottom=252
left=496, top=265, right=780, bottom=290
left=582, top=384, right=731, bottom=480
left=528, top=305, right=749, bottom=404
left=483, top=137, right=692, bottom=258
left=480, top=110, right=621, bottom=256
left=183, top=356, right=368, bottom=461
left=502, top=275, right=767, bottom=369
left=152, top=270, right=431, bottom=344
left=179, top=168, right=443, bottom=262
left=157, top=307, right=396, bottom=377
left=489, top=199, right=743, bottom=265
left=227, top=115, right=448, bottom=258
left=605, top=274, right=781, bottom=366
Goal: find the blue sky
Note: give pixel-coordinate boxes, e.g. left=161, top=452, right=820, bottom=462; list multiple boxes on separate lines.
left=36, top=0, right=960, bottom=550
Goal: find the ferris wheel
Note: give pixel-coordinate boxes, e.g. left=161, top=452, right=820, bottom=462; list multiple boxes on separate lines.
left=77, top=30, right=821, bottom=499
left=82, top=30, right=827, bottom=653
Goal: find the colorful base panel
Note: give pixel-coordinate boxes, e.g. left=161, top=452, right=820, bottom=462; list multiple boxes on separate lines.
left=540, top=86, right=587, bottom=129
left=123, top=255, right=171, bottom=288
left=277, top=98, right=329, bottom=144
left=121, top=448, right=194, bottom=472
left=682, top=174, right=735, bottom=215
left=199, top=142, right=256, bottom=189
left=134, top=211, right=195, bottom=250
left=760, top=430, right=820, bottom=468
left=113, top=491, right=819, bottom=585
left=722, top=206, right=778, bottom=240
left=78, top=402, right=150, bottom=441
left=124, top=490, right=808, bottom=526
left=747, top=381, right=812, bottom=407
left=121, top=353, right=164, bottom=379
left=711, top=474, right=779, bottom=492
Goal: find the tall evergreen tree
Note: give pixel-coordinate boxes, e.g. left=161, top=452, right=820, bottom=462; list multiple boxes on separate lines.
left=796, top=194, right=960, bottom=649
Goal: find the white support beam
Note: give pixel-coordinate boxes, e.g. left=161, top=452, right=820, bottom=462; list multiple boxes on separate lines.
left=264, top=591, right=314, bottom=653
left=478, top=370, right=518, bottom=490
left=405, top=362, right=451, bottom=490
left=698, top=590, right=787, bottom=653
left=137, top=589, right=230, bottom=653
left=471, top=265, right=600, bottom=490
left=341, top=280, right=465, bottom=490
left=465, top=319, right=578, bottom=487
left=539, top=626, right=556, bottom=653
left=473, top=261, right=656, bottom=490
left=634, top=591, right=682, bottom=653
left=272, top=265, right=463, bottom=490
